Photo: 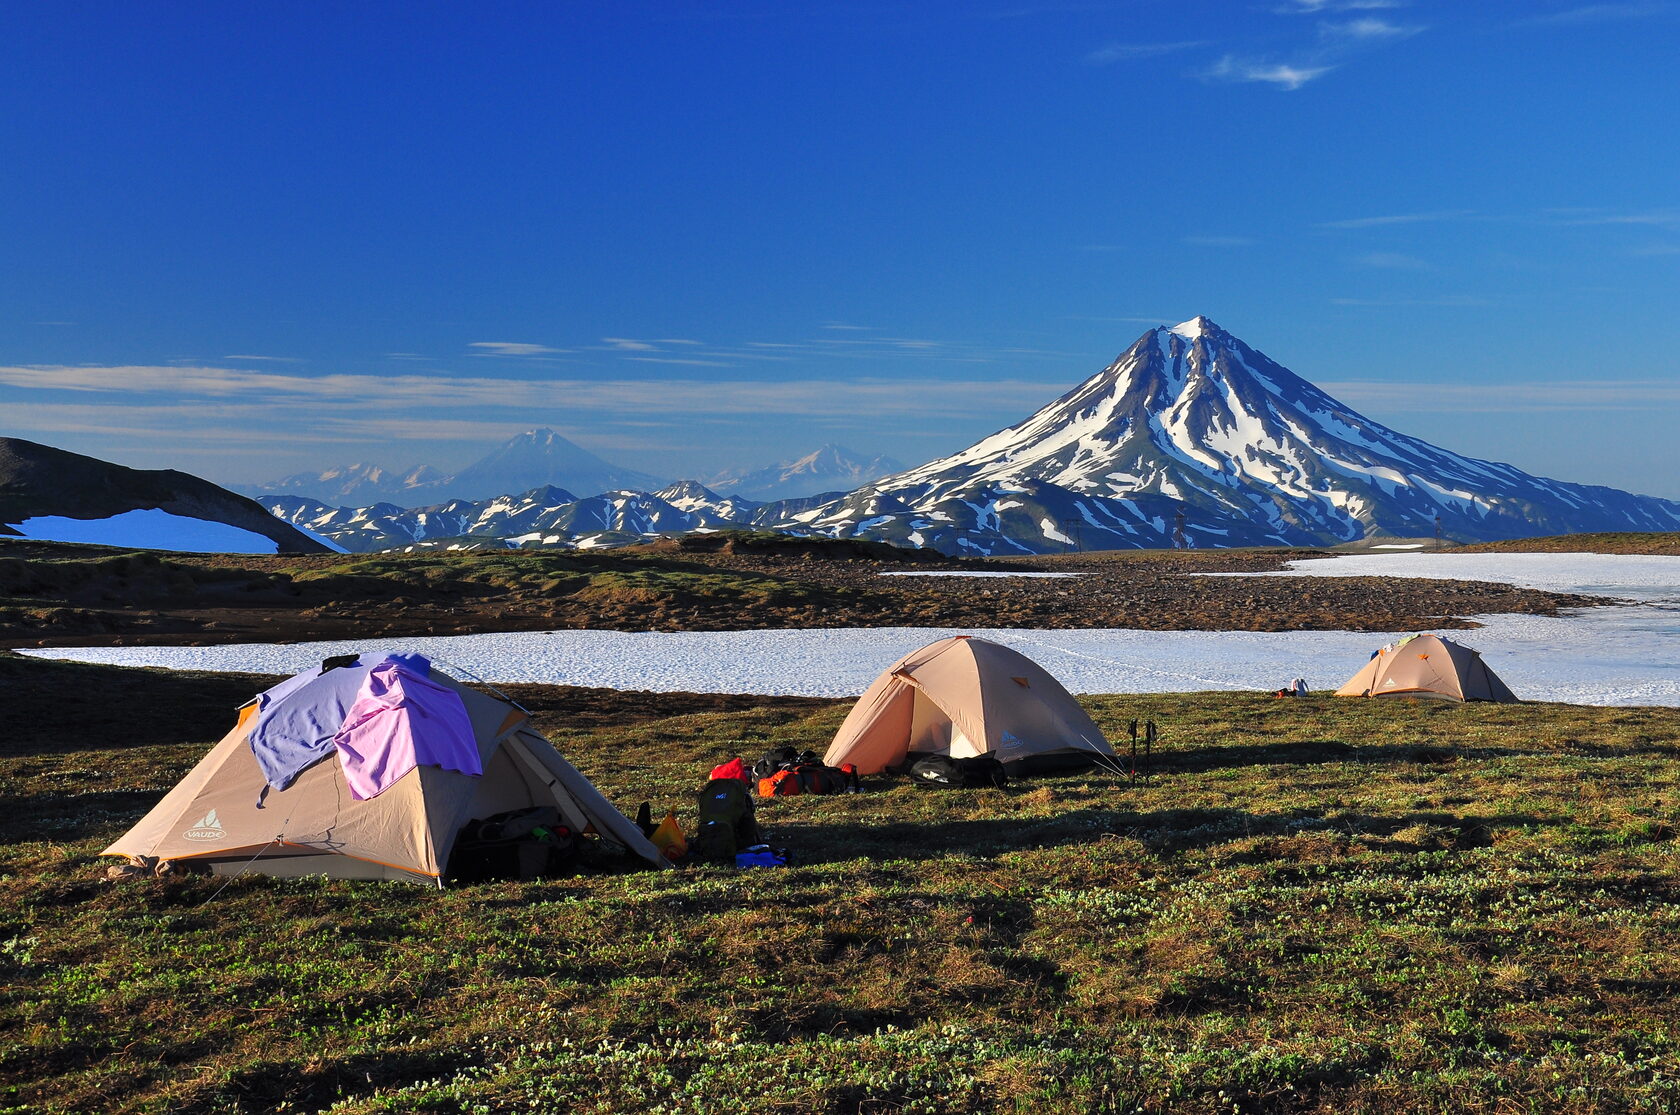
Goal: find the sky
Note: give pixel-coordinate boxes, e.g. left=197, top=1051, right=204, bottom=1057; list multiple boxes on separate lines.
left=3, top=0, right=1679, bottom=496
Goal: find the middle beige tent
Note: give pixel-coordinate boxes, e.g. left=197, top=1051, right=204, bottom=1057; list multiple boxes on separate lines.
left=824, top=635, right=1115, bottom=775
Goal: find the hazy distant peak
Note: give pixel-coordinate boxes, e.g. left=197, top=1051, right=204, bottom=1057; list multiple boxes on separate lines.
left=706, top=443, right=905, bottom=500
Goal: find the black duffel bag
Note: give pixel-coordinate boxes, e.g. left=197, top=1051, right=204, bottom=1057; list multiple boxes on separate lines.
left=448, top=806, right=577, bottom=882
left=907, top=754, right=1008, bottom=790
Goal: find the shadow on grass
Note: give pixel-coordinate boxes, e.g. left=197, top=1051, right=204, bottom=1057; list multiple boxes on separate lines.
left=0, top=653, right=276, bottom=757
left=766, top=806, right=1564, bottom=864
left=0, top=789, right=161, bottom=843
left=169, top=1048, right=474, bottom=1115
left=1147, top=738, right=1561, bottom=774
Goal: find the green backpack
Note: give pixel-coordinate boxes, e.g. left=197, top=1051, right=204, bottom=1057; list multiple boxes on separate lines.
left=690, top=778, right=761, bottom=862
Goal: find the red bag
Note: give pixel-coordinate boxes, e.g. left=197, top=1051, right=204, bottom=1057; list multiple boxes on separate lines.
left=709, top=757, right=748, bottom=782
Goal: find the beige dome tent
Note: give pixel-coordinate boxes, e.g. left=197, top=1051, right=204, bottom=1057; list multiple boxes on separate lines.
left=1334, top=634, right=1518, bottom=703
left=106, top=656, right=666, bottom=885
left=824, top=636, right=1115, bottom=775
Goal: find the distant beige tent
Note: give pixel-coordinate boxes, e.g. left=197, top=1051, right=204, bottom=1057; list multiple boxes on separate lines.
left=106, top=657, right=666, bottom=885
left=1334, top=634, right=1518, bottom=703
left=824, top=636, right=1115, bottom=775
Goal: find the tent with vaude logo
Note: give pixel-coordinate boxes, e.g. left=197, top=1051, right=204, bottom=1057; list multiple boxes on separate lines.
left=105, top=653, right=666, bottom=885
left=823, top=635, right=1115, bottom=776
left=1334, top=634, right=1518, bottom=703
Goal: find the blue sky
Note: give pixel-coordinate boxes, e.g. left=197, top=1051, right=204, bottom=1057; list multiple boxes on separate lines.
left=3, top=0, right=1679, bottom=495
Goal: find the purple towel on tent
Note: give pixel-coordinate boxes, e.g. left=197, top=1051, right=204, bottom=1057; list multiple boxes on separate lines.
left=333, top=658, right=480, bottom=800
left=246, top=653, right=434, bottom=793
left=248, top=661, right=371, bottom=791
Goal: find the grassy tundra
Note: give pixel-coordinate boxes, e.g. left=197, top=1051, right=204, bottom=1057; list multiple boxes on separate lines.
left=6, top=654, right=1680, bottom=1113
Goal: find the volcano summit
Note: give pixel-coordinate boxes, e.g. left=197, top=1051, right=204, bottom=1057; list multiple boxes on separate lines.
left=779, top=317, right=1680, bottom=554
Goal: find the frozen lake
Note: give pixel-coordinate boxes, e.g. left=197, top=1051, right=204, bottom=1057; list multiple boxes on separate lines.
left=20, top=553, right=1680, bottom=707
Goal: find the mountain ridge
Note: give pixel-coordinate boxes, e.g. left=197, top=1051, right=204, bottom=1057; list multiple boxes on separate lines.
left=262, top=318, right=1680, bottom=555
left=1, top=437, right=334, bottom=553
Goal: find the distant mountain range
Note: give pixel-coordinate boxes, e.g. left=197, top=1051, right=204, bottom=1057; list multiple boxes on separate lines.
left=265, top=482, right=795, bottom=553
left=0, top=437, right=333, bottom=553
left=19, top=317, right=1680, bottom=557
left=246, top=431, right=900, bottom=506
left=262, top=317, right=1680, bottom=555
left=704, top=444, right=905, bottom=501
left=246, top=429, right=663, bottom=505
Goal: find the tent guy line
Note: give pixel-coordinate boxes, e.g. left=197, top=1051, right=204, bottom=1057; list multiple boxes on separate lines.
left=1005, top=631, right=1250, bottom=692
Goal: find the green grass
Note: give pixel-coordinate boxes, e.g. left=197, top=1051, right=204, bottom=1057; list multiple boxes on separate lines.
left=6, top=662, right=1680, bottom=1113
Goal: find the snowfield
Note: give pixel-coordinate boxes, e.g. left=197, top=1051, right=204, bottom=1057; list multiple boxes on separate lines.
left=20, top=554, right=1679, bottom=706
left=1262, top=552, right=1680, bottom=601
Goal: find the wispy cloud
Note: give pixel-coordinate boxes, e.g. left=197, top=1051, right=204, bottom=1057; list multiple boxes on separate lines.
left=223, top=354, right=302, bottom=363
left=1195, top=6, right=1423, bottom=90
left=1514, top=3, right=1667, bottom=27
left=1320, top=16, right=1421, bottom=42
left=1086, top=40, right=1207, bottom=64
left=0, top=364, right=1070, bottom=427
left=820, top=322, right=874, bottom=331
left=468, top=341, right=566, bottom=356
left=1318, top=210, right=1475, bottom=229
left=598, top=337, right=659, bottom=352
left=1202, top=56, right=1334, bottom=90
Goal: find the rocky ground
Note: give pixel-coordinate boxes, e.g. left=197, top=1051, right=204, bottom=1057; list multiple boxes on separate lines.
left=0, top=535, right=1606, bottom=649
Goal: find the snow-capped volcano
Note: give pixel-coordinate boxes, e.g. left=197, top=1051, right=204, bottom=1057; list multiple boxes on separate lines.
left=779, top=317, right=1680, bottom=553
left=259, top=318, right=1680, bottom=555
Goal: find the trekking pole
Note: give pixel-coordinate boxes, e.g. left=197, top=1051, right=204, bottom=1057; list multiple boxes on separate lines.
left=1144, top=720, right=1157, bottom=785
left=1127, top=719, right=1138, bottom=784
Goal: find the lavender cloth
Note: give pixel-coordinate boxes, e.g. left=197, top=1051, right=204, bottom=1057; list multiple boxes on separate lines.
left=246, top=653, right=434, bottom=792
left=247, top=661, right=371, bottom=791
left=333, top=658, right=481, bottom=800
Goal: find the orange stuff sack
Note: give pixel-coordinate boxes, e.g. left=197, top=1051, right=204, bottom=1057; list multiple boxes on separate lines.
left=758, top=770, right=803, bottom=798
left=649, top=810, right=687, bottom=861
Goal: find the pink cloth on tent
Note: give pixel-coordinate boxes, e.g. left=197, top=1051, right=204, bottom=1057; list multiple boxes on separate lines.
left=333, top=659, right=481, bottom=800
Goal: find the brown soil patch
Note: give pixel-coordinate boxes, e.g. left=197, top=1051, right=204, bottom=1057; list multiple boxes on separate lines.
left=0, top=539, right=1604, bottom=650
